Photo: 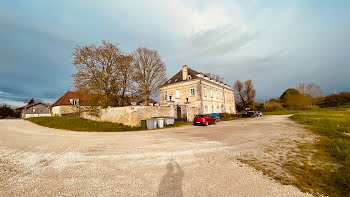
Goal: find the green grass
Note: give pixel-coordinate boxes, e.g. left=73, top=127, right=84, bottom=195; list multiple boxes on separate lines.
left=27, top=117, right=141, bottom=132
left=285, top=107, right=350, bottom=196
left=27, top=117, right=192, bottom=132
left=262, top=110, right=300, bottom=115
left=219, top=113, right=240, bottom=121
left=168, top=121, right=192, bottom=127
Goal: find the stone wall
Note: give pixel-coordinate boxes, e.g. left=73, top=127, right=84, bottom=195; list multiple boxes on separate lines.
left=25, top=114, right=51, bottom=118
left=81, top=106, right=176, bottom=127
left=187, top=106, right=200, bottom=122
left=51, top=106, right=80, bottom=116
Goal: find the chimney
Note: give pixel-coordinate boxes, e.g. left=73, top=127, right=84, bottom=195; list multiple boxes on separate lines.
left=182, top=65, right=188, bottom=80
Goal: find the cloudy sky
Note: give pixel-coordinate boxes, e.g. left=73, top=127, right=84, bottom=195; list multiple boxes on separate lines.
left=1, top=0, right=350, bottom=106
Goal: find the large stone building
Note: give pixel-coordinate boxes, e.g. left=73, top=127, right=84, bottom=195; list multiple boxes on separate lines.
left=159, top=65, right=236, bottom=119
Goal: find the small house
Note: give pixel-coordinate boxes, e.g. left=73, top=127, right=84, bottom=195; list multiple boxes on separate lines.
left=51, top=91, right=89, bottom=116
left=16, top=102, right=50, bottom=118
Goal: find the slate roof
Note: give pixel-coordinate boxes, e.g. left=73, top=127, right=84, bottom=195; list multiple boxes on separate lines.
left=16, top=102, right=50, bottom=110
left=137, top=98, right=158, bottom=105
left=161, top=67, right=205, bottom=86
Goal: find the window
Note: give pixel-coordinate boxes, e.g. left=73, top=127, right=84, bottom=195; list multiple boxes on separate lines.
left=216, top=90, right=218, bottom=99
left=212, top=106, right=214, bottom=113
left=210, top=89, right=213, bottom=98
left=188, top=75, right=192, bottom=79
left=32, top=108, right=35, bottom=112
left=217, top=106, right=219, bottom=112
left=176, top=89, right=180, bottom=98
left=169, top=96, right=172, bottom=101
left=190, top=88, right=195, bottom=96
left=205, top=106, right=208, bottom=113
left=175, top=79, right=178, bottom=82
left=72, top=99, right=79, bottom=106
left=204, top=88, right=207, bottom=97
left=163, top=91, right=167, bottom=100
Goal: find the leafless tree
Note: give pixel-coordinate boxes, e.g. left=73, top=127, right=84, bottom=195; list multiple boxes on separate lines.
left=72, top=41, right=130, bottom=108
left=204, top=73, right=224, bottom=83
left=133, top=47, right=166, bottom=105
left=296, top=83, right=323, bottom=98
left=234, top=80, right=256, bottom=111
left=116, top=53, right=135, bottom=106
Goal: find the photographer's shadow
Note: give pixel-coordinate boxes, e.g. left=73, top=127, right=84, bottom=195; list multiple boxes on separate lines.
left=157, top=160, right=184, bottom=197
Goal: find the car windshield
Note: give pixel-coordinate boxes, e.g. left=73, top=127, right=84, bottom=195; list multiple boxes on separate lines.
left=195, top=115, right=204, bottom=118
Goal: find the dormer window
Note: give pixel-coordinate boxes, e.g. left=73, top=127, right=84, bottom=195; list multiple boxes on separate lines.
left=168, top=80, right=171, bottom=83
left=70, top=98, right=79, bottom=106
left=188, top=75, right=192, bottom=79
left=175, top=79, right=178, bottom=82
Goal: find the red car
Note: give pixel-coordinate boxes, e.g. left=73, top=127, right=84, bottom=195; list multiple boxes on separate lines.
left=193, top=114, right=216, bottom=126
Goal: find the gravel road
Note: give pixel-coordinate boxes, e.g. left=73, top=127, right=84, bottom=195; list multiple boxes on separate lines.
left=0, top=116, right=313, bottom=197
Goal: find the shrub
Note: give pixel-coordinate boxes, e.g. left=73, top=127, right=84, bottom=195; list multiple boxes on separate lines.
left=219, top=113, right=239, bottom=121
left=0, top=104, right=17, bottom=119
left=261, top=102, right=285, bottom=112
left=280, top=88, right=301, bottom=103
left=316, top=92, right=350, bottom=107
left=283, top=94, right=312, bottom=110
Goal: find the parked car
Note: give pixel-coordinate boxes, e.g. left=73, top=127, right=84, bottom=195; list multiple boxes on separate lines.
left=193, top=114, right=216, bottom=126
left=255, top=111, right=263, bottom=117
left=240, top=111, right=256, bottom=118
left=210, top=113, right=220, bottom=122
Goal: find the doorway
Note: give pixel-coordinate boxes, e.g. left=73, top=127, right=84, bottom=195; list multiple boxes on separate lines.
left=177, top=106, right=182, bottom=119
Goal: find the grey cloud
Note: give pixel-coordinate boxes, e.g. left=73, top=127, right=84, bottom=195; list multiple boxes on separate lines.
left=189, top=25, right=260, bottom=57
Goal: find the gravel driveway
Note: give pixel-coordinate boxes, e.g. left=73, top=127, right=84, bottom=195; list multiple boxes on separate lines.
left=0, top=116, right=313, bottom=196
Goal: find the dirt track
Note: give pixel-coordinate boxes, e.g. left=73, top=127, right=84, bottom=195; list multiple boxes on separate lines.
left=0, top=116, right=313, bottom=196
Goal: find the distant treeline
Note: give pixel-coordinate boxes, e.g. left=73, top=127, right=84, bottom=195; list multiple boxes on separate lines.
left=253, top=91, right=350, bottom=112
left=314, top=92, right=350, bottom=107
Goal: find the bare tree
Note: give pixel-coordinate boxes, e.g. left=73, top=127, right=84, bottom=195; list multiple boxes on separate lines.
left=116, top=53, right=135, bottom=106
left=133, top=47, right=166, bottom=105
left=296, top=83, right=323, bottom=98
left=72, top=41, right=125, bottom=108
left=204, top=73, right=224, bottom=83
left=234, top=80, right=256, bottom=111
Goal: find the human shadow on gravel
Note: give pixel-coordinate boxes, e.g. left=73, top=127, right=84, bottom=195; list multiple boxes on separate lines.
left=157, top=159, right=184, bottom=197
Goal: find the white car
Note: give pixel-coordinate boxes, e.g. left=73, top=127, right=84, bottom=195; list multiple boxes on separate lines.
left=255, top=111, right=263, bottom=116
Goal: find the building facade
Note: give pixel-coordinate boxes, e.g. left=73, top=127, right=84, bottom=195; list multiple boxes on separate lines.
left=159, top=65, right=236, bottom=120
left=16, top=102, right=51, bottom=118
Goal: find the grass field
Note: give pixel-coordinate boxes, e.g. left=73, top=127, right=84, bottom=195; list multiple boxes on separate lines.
left=27, top=117, right=191, bottom=132
left=27, top=117, right=142, bottom=132
left=241, top=106, right=350, bottom=196
left=288, top=107, right=350, bottom=196
left=262, top=110, right=300, bottom=115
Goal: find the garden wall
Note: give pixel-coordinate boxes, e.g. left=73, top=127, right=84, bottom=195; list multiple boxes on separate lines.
left=81, top=106, right=176, bottom=127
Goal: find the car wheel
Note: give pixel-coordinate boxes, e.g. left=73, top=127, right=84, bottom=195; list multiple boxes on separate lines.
left=205, top=121, right=208, bottom=126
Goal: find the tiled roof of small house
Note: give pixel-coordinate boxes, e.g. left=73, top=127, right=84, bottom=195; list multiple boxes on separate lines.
left=161, top=67, right=204, bottom=86
left=16, top=102, right=50, bottom=110
left=137, top=98, right=158, bottom=105
left=51, top=91, right=90, bottom=107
